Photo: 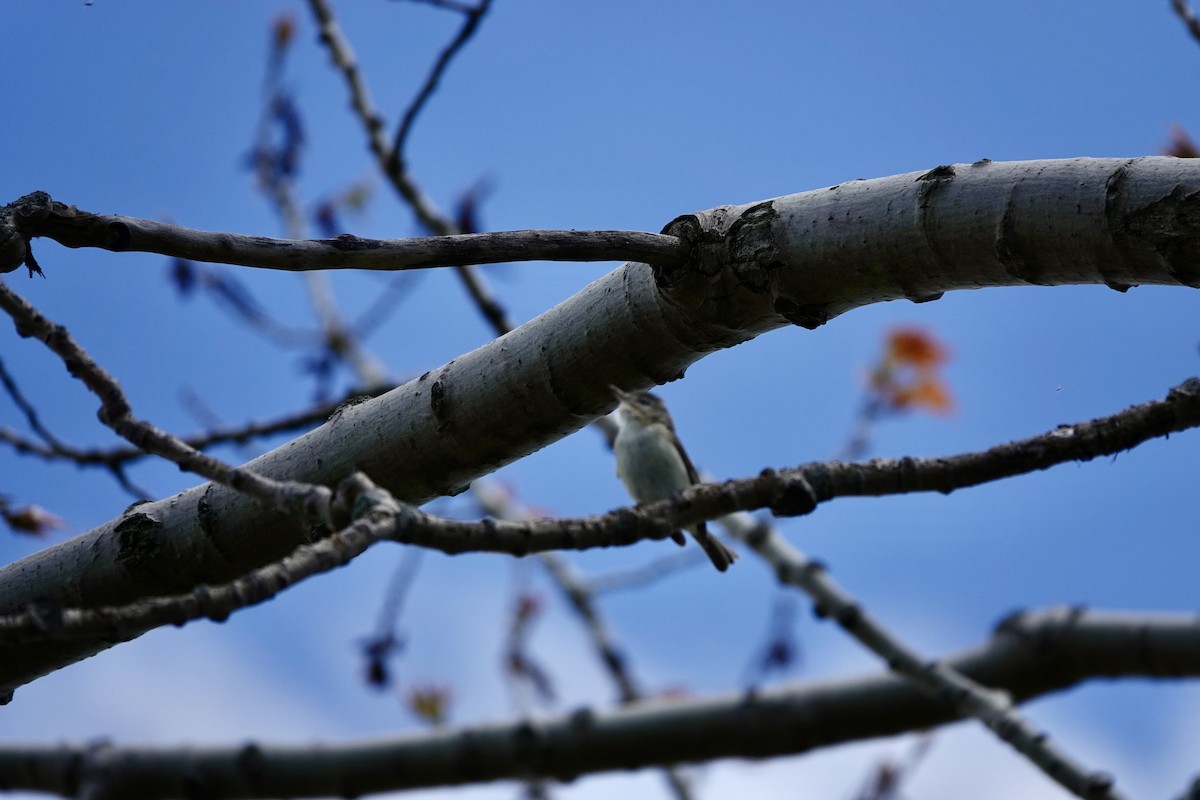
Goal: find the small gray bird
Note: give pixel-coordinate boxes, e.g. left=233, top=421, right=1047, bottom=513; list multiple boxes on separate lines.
left=610, top=386, right=737, bottom=572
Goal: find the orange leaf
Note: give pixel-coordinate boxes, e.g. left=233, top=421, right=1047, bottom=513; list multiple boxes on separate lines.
left=893, top=375, right=954, bottom=415
left=886, top=327, right=948, bottom=368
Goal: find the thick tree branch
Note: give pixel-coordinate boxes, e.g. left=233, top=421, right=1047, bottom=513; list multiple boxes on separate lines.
left=2, top=157, right=1198, bottom=698
left=1, top=608, right=1196, bottom=798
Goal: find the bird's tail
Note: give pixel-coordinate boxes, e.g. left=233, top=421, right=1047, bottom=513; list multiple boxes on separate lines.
left=689, top=522, right=738, bottom=572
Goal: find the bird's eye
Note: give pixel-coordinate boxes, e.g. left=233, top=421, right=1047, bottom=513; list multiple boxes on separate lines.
left=637, top=396, right=653, bottom=406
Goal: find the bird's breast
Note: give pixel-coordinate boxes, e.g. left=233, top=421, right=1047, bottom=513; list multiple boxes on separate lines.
left=614, top=424, right=692, bottom=504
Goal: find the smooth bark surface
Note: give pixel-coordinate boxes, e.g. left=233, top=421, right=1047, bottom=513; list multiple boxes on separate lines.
left=1, top=157, right=1198, bottom=697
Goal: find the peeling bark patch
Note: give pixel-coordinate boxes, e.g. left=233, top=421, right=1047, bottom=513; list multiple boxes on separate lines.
left=430, top=377, right=449, bottom=431
left=1121, top=184, right=1200, bottom=288
left=773, top=298, right=828, bottom=329
left=995, top=195, right=1034, bottom=283
left=911, top=165, right=957, bottom=296
left=917, top=164, right=956, bottom=184
left=197, top=486, right=218, bottom=539
left=105, top=221, right=132, bottom=251
left=916, top=165, right=955, bottom=210
left=328, top=233, right=379, bottom=252
left=114, top=512, right=165, bottom=575
left=1103, top=162, right=1132, bottom=225
left=1102, top=161, right=1141, bottom=288
left=728, top=201, right=781, bottom=291
left=195, top=485, right=235, bottom=562
left=657, top=210, right=723, bottom=285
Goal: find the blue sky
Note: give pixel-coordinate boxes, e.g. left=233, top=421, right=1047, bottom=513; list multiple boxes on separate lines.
left=3, top=2, right=1200, bottom=799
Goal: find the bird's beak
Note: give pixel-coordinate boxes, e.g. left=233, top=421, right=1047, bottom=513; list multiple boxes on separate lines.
left=609, top=385, right=634, bottom=404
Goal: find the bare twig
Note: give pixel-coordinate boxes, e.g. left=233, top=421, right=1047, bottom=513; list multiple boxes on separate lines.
left=582, top=548, right=709, bottom=595
left=0, top=385, right=390, bottom=472
left=302, top=270, right=393, bottom=390
left=305, top=0, right=517, bottom=333
left=471, top=479, right=695, bottom=798
left=740, top=592, right=800, bottom=690
left=359, top=547, right=423, bottom=690
left=351, top=273, right=424, bottom=339
left=3, top=372, right=1196, bottom=636
left=1173, top=0, right=1200, bottom=45
left=173, top=260, right=322, bottom=347
left=747, top=526, right=1123, bottom=800
left=256, top=376, right=1200, bottom=563
left=3, top=194, right=684, bottom=273
left=248, top=52, right=394, bottom=391
left=0, top=425, right=155, bottom=500
left=305, top=0, right=401, bottom=207
left=6, top=367, right=1188, bottom=591
left=538, top=553, right=695, bottom=800
left=0, top=282, right=331, bottom=521
left=850, top=734, right=934, bottom=800
left=10, top=365, right=1198, bottom=637
left=0, top=357, right=65, bottom=450
left=390, top=0, right=493, bottom=167
left=379, top=376, right=1200, bottom=557
left=540, top=554, right=642, bottom=699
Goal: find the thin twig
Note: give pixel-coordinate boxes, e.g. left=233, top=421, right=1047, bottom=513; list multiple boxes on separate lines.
left=10, top=367, right=1192, bottom=594
left=538, top=553, right=695, bottom=800
left=177, top=261, right=322, bottom=346
left=0, top=282, right=331, bottom=521
left=351, top=273, right=424, bottom=339
left=267, top=376, right=1200, bottom=562
left=306, top=0, right=402, bottom=205
left=539, top=555, right=641, bottom=700
left=0, top=357, right=65, bottom=450
left=747, top=527, right=1124, bottom=800
left=4, top=372, right=1195, bottom=568
left=250, top=56, right=394, bottom=390
left=582, top=547, right=709, bottom=595
left=305, top=0, right=518, bottom=333
left=391, top=0, right=493, bottom=167
left=1173, top=0, right=1200, bottom=45
left=6, top=194, right=685, bottom=272
left=471, top=480, right=695, bottom=798
left=0, top=385, right=390, bottom=469
left=9, top=367, right=1199, bottom=632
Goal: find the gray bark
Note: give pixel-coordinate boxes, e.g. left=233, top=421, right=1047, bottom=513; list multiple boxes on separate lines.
left=1, top=156, right=1197, bottom=698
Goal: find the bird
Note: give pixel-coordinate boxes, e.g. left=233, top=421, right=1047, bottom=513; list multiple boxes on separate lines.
left=610, top=386, right=738, bottom=572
